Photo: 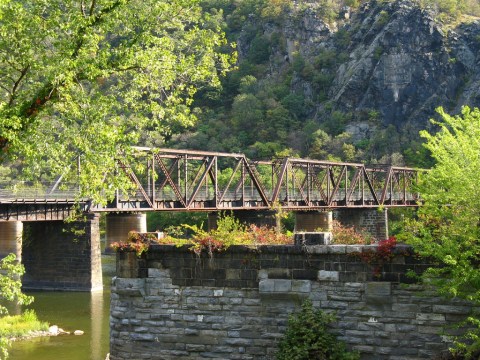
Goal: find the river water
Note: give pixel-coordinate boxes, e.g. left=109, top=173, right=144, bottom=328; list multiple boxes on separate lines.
left=8, top=255, right=115, bottom=360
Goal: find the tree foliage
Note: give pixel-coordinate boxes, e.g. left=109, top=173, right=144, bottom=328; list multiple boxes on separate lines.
left=401, top=106, right=480, bottom=356
left=0, top=0, right=234, bottom=203
left=0, top=254, right=34, bottom=359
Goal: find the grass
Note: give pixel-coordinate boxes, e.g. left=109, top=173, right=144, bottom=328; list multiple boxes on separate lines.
left=0, top=310, right=49, bottom=338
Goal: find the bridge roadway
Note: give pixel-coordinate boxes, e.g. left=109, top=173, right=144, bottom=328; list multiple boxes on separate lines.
left=0, top=147, right=420, bottom=222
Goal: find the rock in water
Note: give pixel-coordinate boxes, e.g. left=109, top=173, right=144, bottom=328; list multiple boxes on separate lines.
left=48, top=325, right=59, bottom=335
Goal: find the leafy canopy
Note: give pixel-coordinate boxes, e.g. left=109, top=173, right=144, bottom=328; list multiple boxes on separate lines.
left=0, top=0, right=234, bottom=203
left=401, top=106, right=480, bottom=355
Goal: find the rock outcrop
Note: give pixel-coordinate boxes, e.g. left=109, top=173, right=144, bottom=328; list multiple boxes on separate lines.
left=239, top=0, right=480, bottom=135
left=328, top=0, right=480, bottom=131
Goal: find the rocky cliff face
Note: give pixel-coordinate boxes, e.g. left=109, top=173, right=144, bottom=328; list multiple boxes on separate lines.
left=241, top=0, right=480, bottom=135
left=329, top=0, right=480, bottom=131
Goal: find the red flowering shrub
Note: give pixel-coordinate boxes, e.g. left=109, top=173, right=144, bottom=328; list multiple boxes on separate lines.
left=358, top=236, right=397, bottom=277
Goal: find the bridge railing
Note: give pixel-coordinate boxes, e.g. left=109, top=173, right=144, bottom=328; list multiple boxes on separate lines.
left=0, top=181, right=79, bottom=200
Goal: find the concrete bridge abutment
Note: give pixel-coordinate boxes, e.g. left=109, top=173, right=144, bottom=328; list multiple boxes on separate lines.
left=0, top=221, right=23, bottom=262
left=22, top=214, right=103, bottom=291
left=104, top=213, right=147, bottom=253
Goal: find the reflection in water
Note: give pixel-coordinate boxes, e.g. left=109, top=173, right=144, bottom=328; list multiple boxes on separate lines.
left=91, top=291, right=104, bottom=360
left=9, top=255, right=114, bottom=360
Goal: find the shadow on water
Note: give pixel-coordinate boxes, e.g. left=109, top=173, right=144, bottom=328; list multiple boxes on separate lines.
left=9, top=255, right=115, bottom=360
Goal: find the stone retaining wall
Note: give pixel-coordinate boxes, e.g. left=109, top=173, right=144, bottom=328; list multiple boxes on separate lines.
left=110, top=245, right=471, bottom=360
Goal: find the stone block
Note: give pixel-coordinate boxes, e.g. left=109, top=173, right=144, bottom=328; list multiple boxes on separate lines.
left=148, top=268, right=170, bottom=278
left=274, top=279, right=292, bottom=292
left=115, top=278, right=146, bottom=296
left=365, top=282, right=391, bottom=305
left=294, top=232, right=332, bottom=246
left=318, top=270, right=339, bottom=282
left=266, top=268, right=290, bottom=279
left=328, top=245, right=347, bottom=254
left=415, top=313, right=446, bottom=322
left=259, top=279, right=275, bottom=293
left=432, top=305, right=471, bottom=314
left=291, top=280, right=311, bottom=293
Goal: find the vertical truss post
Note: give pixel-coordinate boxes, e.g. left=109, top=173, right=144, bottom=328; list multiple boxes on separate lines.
left=326, top=165, right=331, bottom=205
left=214, top=157, right=218, bottom=207
left=147, top=158, right=151, bottom=198
left=307, top=164, right=311, bottom=204
left=151, top=152, right=156, bottom=205
left=241, top=159, right=245, bottom=208
left=77, top=155, right=81, bottom=193
left=184, top=155, right=188, bottom=203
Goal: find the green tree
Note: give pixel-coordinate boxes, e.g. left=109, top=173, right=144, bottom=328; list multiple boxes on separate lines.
left=0, top=0, right=234, bottom=204
left=401, top=106, right=480, bottom=357
left=0, top=254, right=34, bottom=359
left=231, top=93, right=264, bottom=132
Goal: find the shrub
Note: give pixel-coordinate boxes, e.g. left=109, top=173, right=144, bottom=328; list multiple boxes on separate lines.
left=277, top=299, right=359, bottom=360
left=329, top=220, right=372, bottom=245
left=110, top=231, right=167, bottom=256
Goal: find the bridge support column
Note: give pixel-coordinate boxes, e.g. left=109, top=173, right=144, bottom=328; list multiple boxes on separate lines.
left=294, top=211, right=333, bottom=232
left=105, top=213, right=147, bottom=253
left=334, top=208, right=388, bottom=241
left=208, top=210, right=278, bottom=231
left=22, top=214, right=103, bottom=291
left=0, top=221, right=23, bottom=261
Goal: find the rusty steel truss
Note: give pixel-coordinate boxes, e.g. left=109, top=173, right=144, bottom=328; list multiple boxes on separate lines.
left=97, top=147, right=421, bottom=212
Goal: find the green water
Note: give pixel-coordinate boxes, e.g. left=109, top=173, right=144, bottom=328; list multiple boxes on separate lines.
left=8, top=255, right=115, bottom=360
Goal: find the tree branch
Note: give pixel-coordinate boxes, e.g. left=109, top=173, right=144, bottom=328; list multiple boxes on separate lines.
left=81, top=0, right=87, bottom=17
left=89, top=0, right=96, bottom=16
left=8, top=65, right=30, bottom=107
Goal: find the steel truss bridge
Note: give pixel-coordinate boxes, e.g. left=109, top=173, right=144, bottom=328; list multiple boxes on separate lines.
left=0, top=148, right=421, bottom=221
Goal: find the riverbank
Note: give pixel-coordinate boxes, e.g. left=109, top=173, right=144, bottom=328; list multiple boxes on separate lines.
left=0, top=310, right=49, bottom=341
left=7, top=254, right=114, bottom=360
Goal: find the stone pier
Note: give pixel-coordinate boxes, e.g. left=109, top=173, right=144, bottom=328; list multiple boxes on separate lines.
left=105, top=213, right=147, bottom=253
left=294, top=211, right=333, bottom=232
left=335, top=208, right=389, bottom=240
left=0, top=221, right=23, bottom=261
left=22, top=214, right=102, bottom=291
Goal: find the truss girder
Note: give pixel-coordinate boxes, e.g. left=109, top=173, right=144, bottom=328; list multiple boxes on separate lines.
left=104, top=150, right=421, bottom=211
left=0, top=148, right=421, bottom=215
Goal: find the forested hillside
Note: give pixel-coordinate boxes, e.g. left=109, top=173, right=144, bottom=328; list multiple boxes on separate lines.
left=164, top=0, right=480, bottom=167
left=1, top=0, right=479, bottom=192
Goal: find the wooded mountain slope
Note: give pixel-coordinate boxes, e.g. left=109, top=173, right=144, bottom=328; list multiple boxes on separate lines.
left=167, top=0, right=480, bottom=167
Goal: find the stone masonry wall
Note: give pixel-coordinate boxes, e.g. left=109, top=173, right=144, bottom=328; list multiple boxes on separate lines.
left=110, top=245, right=471, bottom=360
left=22, top=214, right=103, bottom=291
